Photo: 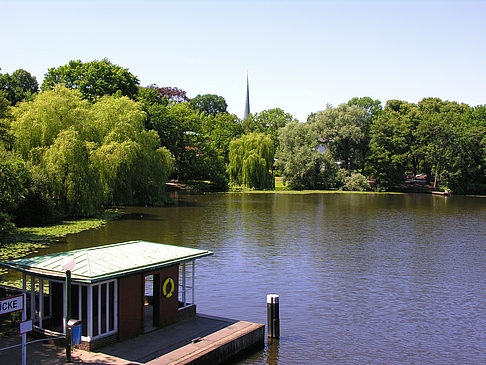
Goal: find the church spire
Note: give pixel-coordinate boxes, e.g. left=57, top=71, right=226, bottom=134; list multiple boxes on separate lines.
left=243, top=74, right=250, bottom=120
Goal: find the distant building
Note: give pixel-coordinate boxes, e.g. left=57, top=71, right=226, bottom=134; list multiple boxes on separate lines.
left=243, top=74, right=250, bottom=120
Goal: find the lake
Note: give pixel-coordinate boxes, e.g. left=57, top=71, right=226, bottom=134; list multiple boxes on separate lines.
left=7, top=193, right=486, bottom=363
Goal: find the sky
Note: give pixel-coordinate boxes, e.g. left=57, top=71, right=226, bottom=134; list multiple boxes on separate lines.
left=2, top=0, right=485, bottom=122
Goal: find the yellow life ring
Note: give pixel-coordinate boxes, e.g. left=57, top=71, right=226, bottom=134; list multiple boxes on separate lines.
left=162, top=277, right=175, bottom=299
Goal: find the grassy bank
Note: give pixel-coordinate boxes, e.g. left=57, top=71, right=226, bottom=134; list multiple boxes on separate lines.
left=228, top=176, right=403, bottom=194
left=227, top=189, right=403, bottom=195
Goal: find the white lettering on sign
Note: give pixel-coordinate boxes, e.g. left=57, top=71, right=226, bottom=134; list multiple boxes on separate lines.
left=0, top=295, right=24, bottom=315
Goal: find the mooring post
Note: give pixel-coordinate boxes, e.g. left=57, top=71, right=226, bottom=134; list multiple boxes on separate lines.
left=267, top=294, right=280, bottom=338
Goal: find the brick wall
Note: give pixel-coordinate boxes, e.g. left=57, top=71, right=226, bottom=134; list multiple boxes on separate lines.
left=118, top=274, right=143, bottom=341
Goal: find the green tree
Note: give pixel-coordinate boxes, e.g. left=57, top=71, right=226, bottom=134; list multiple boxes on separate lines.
left=12, top=86, right=90, bottom=161
left=0, top=147, right=29, bottom=234
left=228, top=132, right=275, bottom=189
left=471, top=105, right=486, bottom=124
left=276, top=121, right=339, bottom=189
left=444, top=121, right=486, bottom=194
left=11, top=87, right=174, bottom=217
left=0, top=91, right=12, bottom=147
left=313, top=104, right=368, bottom=171
left=43, top=128, right=102, bottom=216
left=347, top=97, right=382, bottom=119
left=141, top=91, right=235, bottom=188
left=176, top=130, right=228, bottom=189
left=202, top=112, right=243, bottom=162
left=144, top=102, right=202, bottom=180
left=0, top=69, right=39, bottom=105
left=87, top=95, right=173, bottom=206
left=136, top=86, right=169, bottom=111
left=415, top=98, right=485, bottom=193
left=191, top=94, right=228, bottom=116
left=341, top=171, right=371, bottom=191
left=41, top=59, right=139, bottom=102
left=347, top=97, right=382, bottom=168
left=243, top=108, right=296, bottom=150
left=366, top=106, right=413, bottom=189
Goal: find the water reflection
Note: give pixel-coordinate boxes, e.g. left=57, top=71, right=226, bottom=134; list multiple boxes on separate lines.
left=265, top=338, right=279, bottom=365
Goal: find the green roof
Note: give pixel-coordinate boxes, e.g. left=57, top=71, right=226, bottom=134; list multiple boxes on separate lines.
left=0, top=241, right=213, bottom=283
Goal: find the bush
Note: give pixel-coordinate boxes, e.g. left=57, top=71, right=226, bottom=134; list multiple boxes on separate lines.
left=342, top=172, right=371, bottom=191
left=0, top=213, right=16, bottom=236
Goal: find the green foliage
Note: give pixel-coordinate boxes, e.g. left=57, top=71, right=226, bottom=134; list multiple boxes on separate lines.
left=13, top=164, right=57, bottom=227
left=44, top=128, right=102, bottom=216
left=341, top=171, right=371, bottom=191
left=41, top=59, right=139, bottom=102
left=86, top=95, right=174, bottom=206
left=348, top=97, right=382, bottom=119
left=313, top=104, right=368, bottom=171
left=0, top=91, right=13, bottom=147
left=190, top=94, right=228, bottom=116
left=136, top=86, right=169, bottom=110
left=347, top=97, right=382, bottom=169
left=12, top=86, right=90, bottom=161
left=145, top=102, right=202, bottom=179
left=366, top=103, right=414, bottom=189
left=228, top=132, right=275, bottom=189
left=415, top=98, right=485, bottom=193
left=0, top=147, right=29, bottom=235
left=275, top=121, right=326, bottom=189
left=10, top=87, right=174, bottom=218
left=143, top=100, right=228, bottom=187
left=202, top=112, right=244, bottom=162
left=0, top=69, right=39, bottom=105
left=243, top=108, right=296, bottom=150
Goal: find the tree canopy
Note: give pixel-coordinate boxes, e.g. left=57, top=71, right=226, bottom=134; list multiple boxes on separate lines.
left=0, top=147, right=29, bottom=234
left=366, top=103, right=413, bottom=189
left=228, top=132, right=275, bottom=189
left=41, top=59, right=139, bottom=102
left=243, top=108, right=296, bottom=148
left=1, top=59, right=485, bottom=235
left=10, top=87, right=173, bottom=216
left=190, top=94, right=228, bottom=116
left=0, top=69, right=39, bottom=105
left=276, top=121, right=342, bottom=190
left=313, top=104, right=368, bottom=171
left=201, top=112, right=243, bottom=161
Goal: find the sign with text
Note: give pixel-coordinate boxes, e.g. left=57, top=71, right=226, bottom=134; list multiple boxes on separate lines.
left=0, top=294, right=24, bottom=315
left=20, top=319, right=32, bottom=334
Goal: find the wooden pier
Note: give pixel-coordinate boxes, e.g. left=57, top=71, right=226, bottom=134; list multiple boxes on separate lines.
left=0, top=314, right=264, bottom=364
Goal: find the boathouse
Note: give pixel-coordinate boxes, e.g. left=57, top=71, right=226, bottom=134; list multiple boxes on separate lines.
left=0, top=240, right=213, bottom=350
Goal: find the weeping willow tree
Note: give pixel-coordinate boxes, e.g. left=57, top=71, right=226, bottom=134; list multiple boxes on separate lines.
left=11, top=87, right=174, bottom=217
left=227, top=132, right=275, bottom=189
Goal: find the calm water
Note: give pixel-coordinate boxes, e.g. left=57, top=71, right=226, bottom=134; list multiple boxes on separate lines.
left=11, top=193, right=486, bottom=363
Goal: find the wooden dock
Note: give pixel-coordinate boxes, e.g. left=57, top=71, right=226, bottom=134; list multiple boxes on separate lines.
left=0, top=314, right=264, bottom=364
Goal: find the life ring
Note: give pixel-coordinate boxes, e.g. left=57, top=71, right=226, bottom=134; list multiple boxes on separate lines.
left=162, top=277, right=175, bottom=299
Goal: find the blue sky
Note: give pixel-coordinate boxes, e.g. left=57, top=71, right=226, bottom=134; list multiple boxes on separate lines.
left=2, top=0, right=485, bottom=121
